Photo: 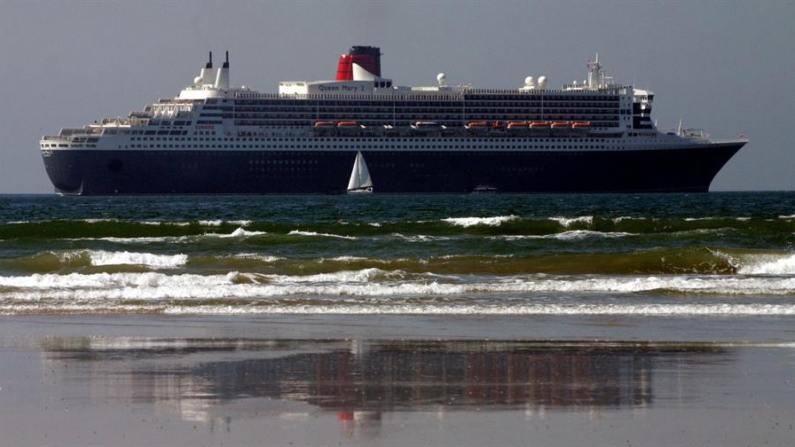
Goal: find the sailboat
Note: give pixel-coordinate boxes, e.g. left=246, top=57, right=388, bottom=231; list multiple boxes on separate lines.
left=347, top=151, right=373, bottom=194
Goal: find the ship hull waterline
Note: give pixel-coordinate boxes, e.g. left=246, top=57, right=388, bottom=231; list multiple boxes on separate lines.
left=42, top=142, right=744, bottom=195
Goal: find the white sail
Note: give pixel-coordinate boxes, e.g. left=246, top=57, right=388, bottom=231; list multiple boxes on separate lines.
left=347, top=151, right=373, bottom=193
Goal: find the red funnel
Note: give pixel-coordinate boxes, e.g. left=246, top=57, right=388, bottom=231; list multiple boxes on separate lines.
left=335, top=46, right=381, bottom=81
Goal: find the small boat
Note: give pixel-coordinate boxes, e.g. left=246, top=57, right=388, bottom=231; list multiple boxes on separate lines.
left=529, top=121, right=550, bottom=128
left=313, top=121, right=336, bottom=127
left=551, top=121, right=571, bottom=128
left=572, top=121, right=591, bottom=128
left=347, top=151, right=373, bottom=194
left=337, top=121, right=359, bottom=127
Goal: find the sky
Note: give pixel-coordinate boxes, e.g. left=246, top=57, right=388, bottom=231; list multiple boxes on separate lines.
left=0, top=0, right=793, bottom=193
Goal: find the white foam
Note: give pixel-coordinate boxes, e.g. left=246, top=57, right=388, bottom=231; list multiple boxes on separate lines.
left=612, top=216, right=642, bottom=223
left=737, top=253, right=795, bottom=275
left=271, top=268, right=401, bottom=284
left=0, top=272, right=240, bottom=297
left=494, top=231, right=632, bottom=241
left=89, top=250, right=188, bottom=269
left=90, top=228, right=265, bottom=243
left=0, top=268, right=795, bottom=316
left=199, top=220, right=224, bottom=226
left=2, top=271, right=793, bottom=302
left=232, top=253, right=283, bottom=263
left=552, top=230, right=631, bottom=241
left=323, top=256, right=370, bottom=263
left=442, top=215, right=519, bottom=227
left=139, top=221, right=195, bottom=226
left=161, top=303, right=795, bottom=316
left=216, top=228, right=267, bottom=238
left=550, top=216, right=594, bottom=227
left=197, top=219, right=252, bottom=226
left=99, top=236, right=192, bottom=244
left=391, top=233, right=449, bottom=242
left=83, top=218, right=119, bottom=224
left=288, top=230, right=357, bottom=240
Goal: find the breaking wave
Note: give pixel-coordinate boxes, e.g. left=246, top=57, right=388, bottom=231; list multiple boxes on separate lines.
left=89, top=250, right=188, bottom=269
left=2, top=248, right=794, bottom=277
left=442, top=215, right=520, bottom=227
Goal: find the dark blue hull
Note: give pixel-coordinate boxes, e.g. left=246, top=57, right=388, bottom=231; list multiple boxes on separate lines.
left=42, top=143, right=744, bottom=195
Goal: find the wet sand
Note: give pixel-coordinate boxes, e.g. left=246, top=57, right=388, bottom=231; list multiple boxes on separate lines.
left=1, top=314, right=793, bottom=446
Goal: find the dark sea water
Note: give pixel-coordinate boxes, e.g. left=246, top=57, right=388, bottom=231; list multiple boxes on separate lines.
left=1, top=192, right=793, bottom=316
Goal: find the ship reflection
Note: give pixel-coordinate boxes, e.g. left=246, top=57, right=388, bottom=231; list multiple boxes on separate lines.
left=40, top=338, right=727, bottom=427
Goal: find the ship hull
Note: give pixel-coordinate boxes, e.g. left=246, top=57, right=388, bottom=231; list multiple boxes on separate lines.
left=42, top=142, right=744, bottom=195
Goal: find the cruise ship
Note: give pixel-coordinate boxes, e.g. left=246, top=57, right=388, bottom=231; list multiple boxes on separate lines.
left=40, top=46, right=746, bottom=195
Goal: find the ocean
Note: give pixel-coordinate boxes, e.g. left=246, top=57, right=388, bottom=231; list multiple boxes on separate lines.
left=1, top=192, right=793, bottom=316
left=1, top=192, right=794, bottom=446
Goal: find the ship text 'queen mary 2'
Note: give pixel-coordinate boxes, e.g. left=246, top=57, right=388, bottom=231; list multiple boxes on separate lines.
left=40, top=46, right=745, bottom=195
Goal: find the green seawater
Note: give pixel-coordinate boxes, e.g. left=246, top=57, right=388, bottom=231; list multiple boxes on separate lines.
left=0, top=192, right=793, bottom=315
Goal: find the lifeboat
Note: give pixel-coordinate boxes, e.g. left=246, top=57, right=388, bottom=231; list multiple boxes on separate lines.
left=551, top=121, right=571, bottom=128
left=466, top=121, right=489, bottom=128
left=313, top=121, right=335, bottom=127
left=529, top=121, right=550, bottom=128
left=413, top=121, right=440, bottom=128
left=572, top=121, right=591, bottom=128
left=507, top=121, right=528, bottom=129
left=337, top=121, right=359, bottom=127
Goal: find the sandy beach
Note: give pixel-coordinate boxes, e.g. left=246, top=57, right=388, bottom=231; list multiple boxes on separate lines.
left=1, top=314, right=792, bottom=447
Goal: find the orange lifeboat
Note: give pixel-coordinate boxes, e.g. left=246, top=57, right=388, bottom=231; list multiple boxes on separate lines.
left=572, top=121, right=591, bottom=128
left=337, top=121, right=359, bottom=127
left=551, top=121, right=571, bottom=128
left=529, top=121, right=550, bottom=128
left=314, top=121, right=335, bottom=127
left=466, top=121, right=489, bottom=128
left=507, top=121, right=528, bottom=129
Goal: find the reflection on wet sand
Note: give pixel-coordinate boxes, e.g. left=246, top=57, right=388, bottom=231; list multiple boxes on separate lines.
left=39, top=338, right=728, bottom=428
